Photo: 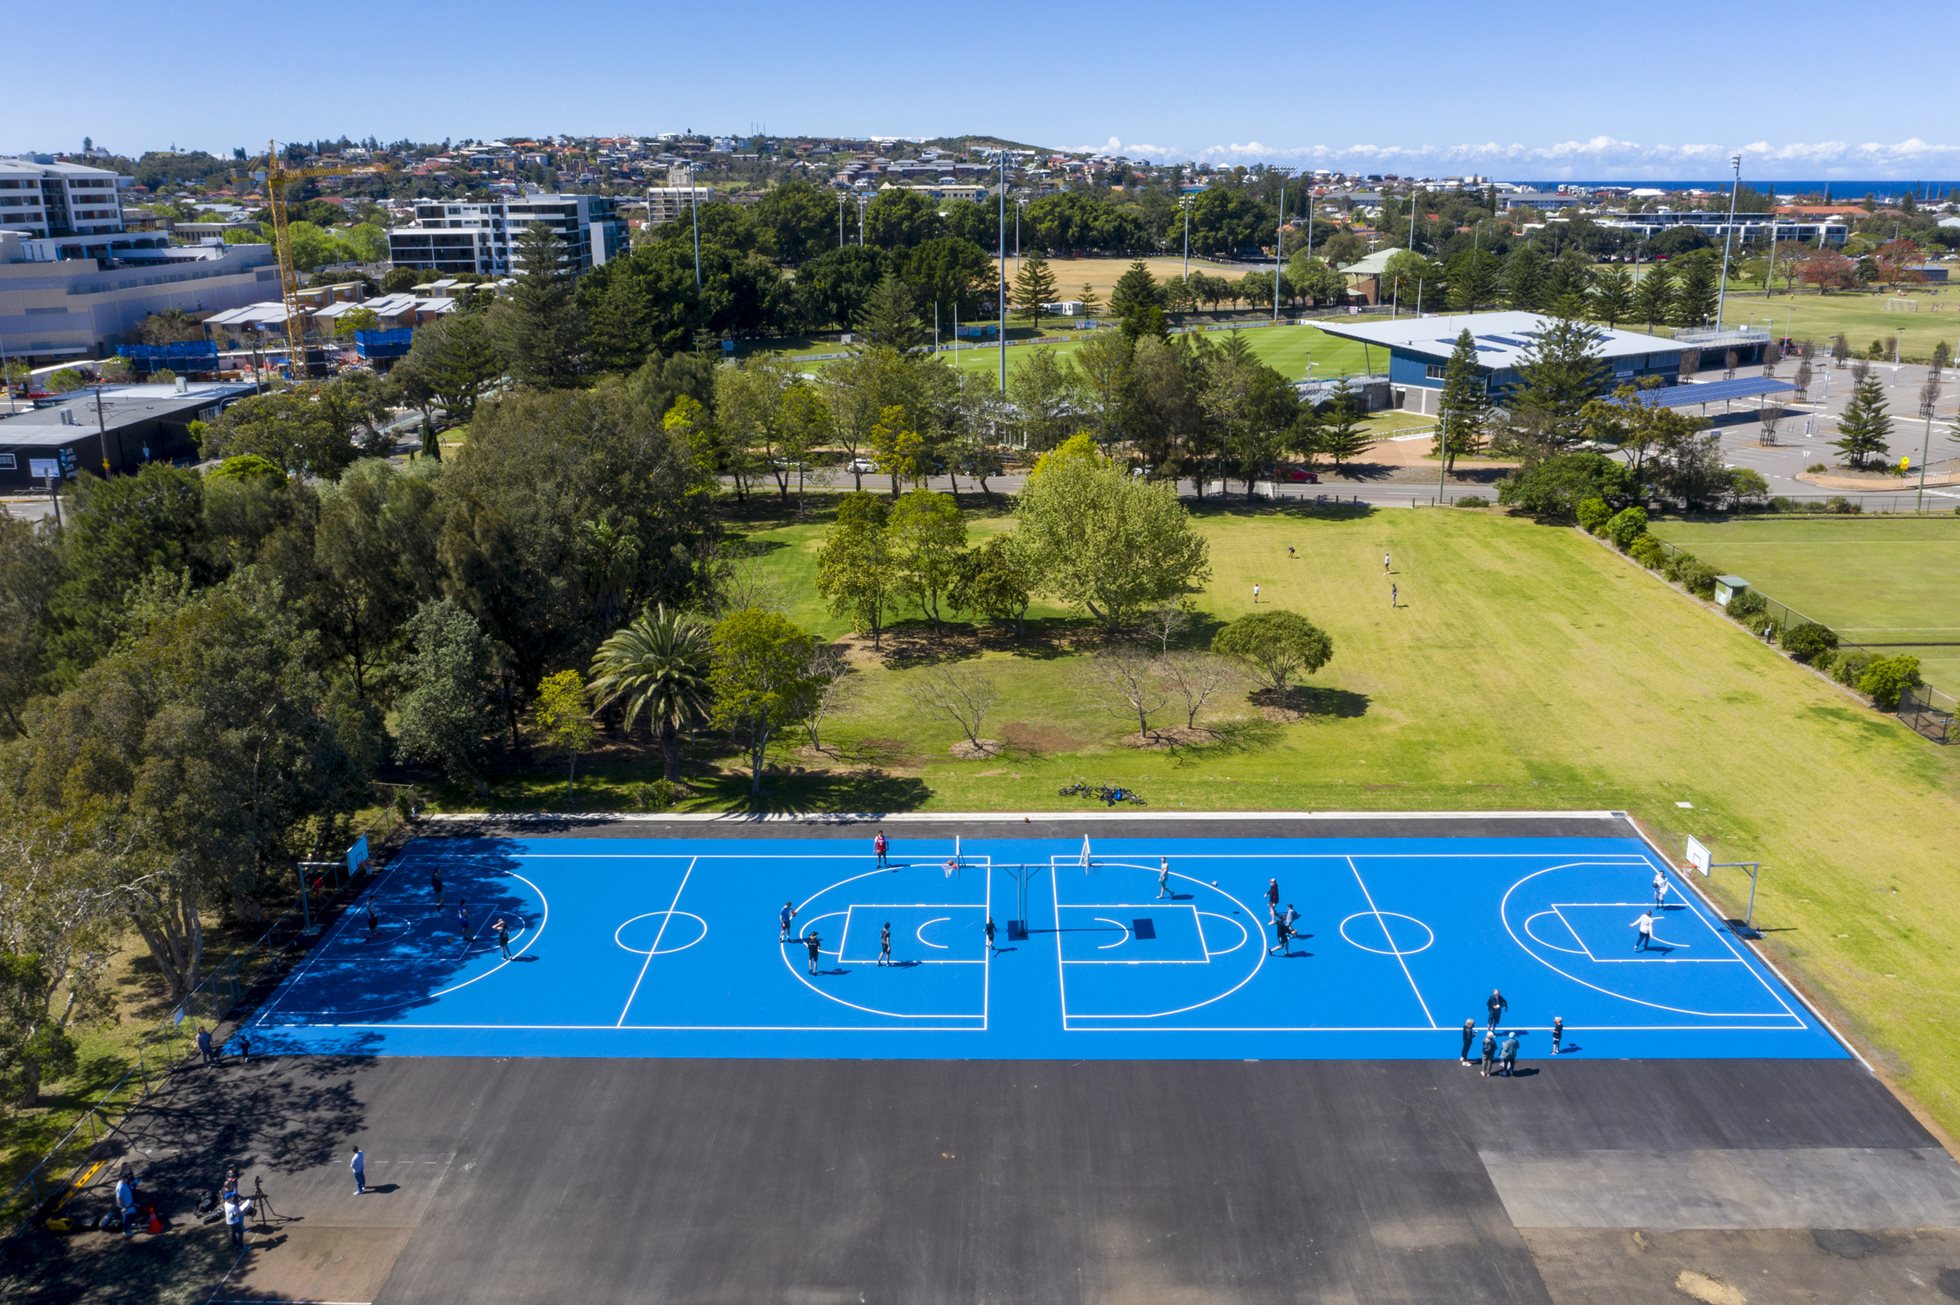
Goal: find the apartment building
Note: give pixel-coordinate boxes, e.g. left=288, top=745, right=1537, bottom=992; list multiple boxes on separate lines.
left=0, top=157, right=127, bottom=241
left=386, top=194, right=625, bottom=275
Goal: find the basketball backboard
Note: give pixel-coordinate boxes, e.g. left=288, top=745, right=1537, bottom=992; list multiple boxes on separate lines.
left=1685, top=835, right=1711, bottom=877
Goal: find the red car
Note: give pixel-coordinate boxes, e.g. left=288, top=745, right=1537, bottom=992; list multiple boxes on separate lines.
left=1283, top=467, right=1320, bottom=484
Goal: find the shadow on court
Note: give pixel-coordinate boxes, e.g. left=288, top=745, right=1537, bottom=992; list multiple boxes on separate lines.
left=263, top=842, right=531, bottom=1025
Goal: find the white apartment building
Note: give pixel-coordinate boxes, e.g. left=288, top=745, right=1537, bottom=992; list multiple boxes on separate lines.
left=386, top=194, right=625, bottom=275
left=0, top=157, right=281, bottom=362
left=0, top=157, right=128, bottom=241
left=646, top=185, right=726, bottom=227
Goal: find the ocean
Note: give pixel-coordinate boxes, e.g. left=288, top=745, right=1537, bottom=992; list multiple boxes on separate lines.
left=1513, top=181, right=1960, bottom=201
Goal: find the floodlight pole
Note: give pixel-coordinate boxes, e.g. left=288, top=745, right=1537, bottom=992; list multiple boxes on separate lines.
left=1437, top=404, right=1448, bottom=504
left=1181, top=194, right=1190, bottom=285
left=837, top=191, right=845, bottom=249
left=1273, top=176, right=1285, bottom=322
left=998, top=151, right=1007, bottom=394
left=1715, top=153, right=1740, bottom=329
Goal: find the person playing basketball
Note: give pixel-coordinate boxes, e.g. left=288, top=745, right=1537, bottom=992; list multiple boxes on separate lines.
left=878, top=922, right=893, bottom=967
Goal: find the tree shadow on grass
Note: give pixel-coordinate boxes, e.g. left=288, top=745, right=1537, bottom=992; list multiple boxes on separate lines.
left=1248, top=685, right=1372, bottom=719
left=688, top=767, right=933, bottom=817
left=716, top=535, right=790, bottom=560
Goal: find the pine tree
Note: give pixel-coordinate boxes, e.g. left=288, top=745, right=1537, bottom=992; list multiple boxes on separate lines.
left=1501, top=243, right=1547, bottom=311
left=1671, top=253, right=1719, bottom=327
left=1436, top=330, right=1488, bottom=472
left=1012, top=251, right=1060, bottom=332
left=1832, top=374, right=1893, bottom=469
left=1513, top=315, right=1606, bottom=450
left=496, top=222, right=583, bottom=388
left=1316, top=379, right=1371, bottom=467
left=584, top=271, right=653, bottom=374
left=1108, top=260, right=1166, bottom=340
left=1078, top=283, right=1103, bottom=319
left=1589, top=264, right=1633, bottom=328
left=1632, top=262, right=1674, bottom=331
left=853, top=273, right=927, bottom=352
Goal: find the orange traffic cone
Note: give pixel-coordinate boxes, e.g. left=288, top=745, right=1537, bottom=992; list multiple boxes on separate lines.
left=146, top=1207, right=163, bottom=1235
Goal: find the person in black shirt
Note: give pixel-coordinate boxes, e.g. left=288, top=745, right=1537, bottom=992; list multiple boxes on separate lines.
left=1486, top=988, right=1508, bottom=1030
left=805, top=933, right=822, bottom=975
left=1480, top=1029, right=1497, bottom=1078
left=430, top=866, right=444, bottom=906
left=878, top=922, right=892, bottom=966
left=1550, top=1016, right=1564, bottom=1056
left=1460, top=1019, right=1476, bottom=1065
left=1266, top=879, right=1280, bottom=921
left=984, top=917, right=997, bottom=955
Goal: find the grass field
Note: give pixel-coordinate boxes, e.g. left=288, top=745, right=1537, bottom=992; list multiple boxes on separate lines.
left=1650, top=516, right=1960, bottom=696
left=465, top=503, right=1960, bottom=1142
left=1674, top=284, right=1960, bottom=362
left=944, top=320, right=1381, bottom=382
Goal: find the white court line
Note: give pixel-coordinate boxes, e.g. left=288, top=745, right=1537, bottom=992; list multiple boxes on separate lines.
left=915, top=917, right=951, bottom=949
left=1345, top=856, right=1436, bottom=1028
left=1060, top=1023, right=1813, bottom=1033
left=1523, top=910, right=1586, bottom=955
left=1199, top=912, right=1249, bottom=957
left=1629, top=853, right=1803, bottom=1022
left=254, top=857, right=407, bottom=1024
left=312, top=1021, right=983, bottom=1032
left=292, top=1017, right=1809, bottom=1034
left=616, top=856, right=696, bottom=1026
left=1092, top=918, right=1131, bottom=949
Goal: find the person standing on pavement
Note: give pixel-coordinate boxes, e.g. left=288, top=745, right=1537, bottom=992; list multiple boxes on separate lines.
left=351, top=1147, right=366, bottom=1195
left=223, top=1192, right=246, bottom=1249
left=1480, top=1029, right=1498, bottom=1078
left=1499, top=1032, right=1520, bottom=1078
left=1460, top=1019, right=1477, bottom=1065
left=196, top=1027, right=215, bottom=1066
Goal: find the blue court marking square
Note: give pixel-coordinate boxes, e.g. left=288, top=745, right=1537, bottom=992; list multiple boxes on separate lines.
left=838, top=904, right=985, bottom=964
left=244, top=832, right=1847, bottom=1062
left=1056, top=904, right=1206, bottom=963
left=1553, top=902, right=1735, bottom=963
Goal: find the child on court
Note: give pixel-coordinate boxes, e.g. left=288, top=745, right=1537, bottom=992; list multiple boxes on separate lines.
left=1551, top=1017, right=1564, bottom=1056
left=805, top=932, right=823, bottom=975
left=873, top=830, right=889, bottom=868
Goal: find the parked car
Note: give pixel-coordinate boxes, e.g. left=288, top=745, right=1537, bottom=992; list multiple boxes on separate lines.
left=847, top=457, right=877, bottom=474
left=1284, top=467, right=1320, bottom=484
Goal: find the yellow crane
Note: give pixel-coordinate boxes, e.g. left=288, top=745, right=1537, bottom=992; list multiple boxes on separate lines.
left=257, top=141, right=391, bottom=379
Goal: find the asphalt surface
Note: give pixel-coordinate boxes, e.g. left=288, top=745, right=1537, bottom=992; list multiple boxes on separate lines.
left=10, top=813, right=1960, bottom=1305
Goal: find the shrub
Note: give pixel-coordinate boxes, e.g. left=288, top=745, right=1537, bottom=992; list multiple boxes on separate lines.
left=1661, top=550, right=1692, bottom=583
left=1628, top=535, right=1667, bottom=569
left=1451, top=495, right=1488, bottom=508
left=1768, top=496, right=1803, bottom=513
left=1812, top=649, right=1840, bottom=676
left=1742, top=611, right=1778, bottom=641
left=1804, top=463, right=1828, bottom=474
left=1726, top=590, right=1766, bottom=620
left=1575, top=496, right=1612, bottom=534
left=1832, top=651, right=1872, bottom=687
left=632, top=778, right=682, bottom=812
left=1857, top=655, right=1921, bottom=710
left=1823, top=496, right=1861, bottom=515
left=1604, top=506, right=1649, bottom=551
left=1678, top=560, right=1717, bottom=599
left=1781, top=621, right=1839, bottom=663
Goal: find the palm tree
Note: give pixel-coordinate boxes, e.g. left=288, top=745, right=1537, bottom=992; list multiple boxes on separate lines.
left=588, top=605, right=711, bottom=782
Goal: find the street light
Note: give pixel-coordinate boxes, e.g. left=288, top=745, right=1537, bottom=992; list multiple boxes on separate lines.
left=1273, top=172, right=1288, bottom=322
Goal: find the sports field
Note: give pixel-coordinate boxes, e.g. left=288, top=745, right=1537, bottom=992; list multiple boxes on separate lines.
left=1651, top=515, right=1960, bottom=695
left=246, top=828, right=1843, bottom=1062
left=945, top=319, right=1378, bottom=380
left=1718, top=285, right=1960, bottom=363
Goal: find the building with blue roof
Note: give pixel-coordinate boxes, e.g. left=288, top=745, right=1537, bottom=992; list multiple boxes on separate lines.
left=1314, top=311, right=1699, bottom=416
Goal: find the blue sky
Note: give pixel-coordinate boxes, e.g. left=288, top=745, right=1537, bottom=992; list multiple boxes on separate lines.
left=15, top=0, right=1959, bottom=179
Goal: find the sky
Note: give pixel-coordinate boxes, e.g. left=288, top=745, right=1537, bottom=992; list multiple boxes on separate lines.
left=14, top=0, right=1960, bottom=180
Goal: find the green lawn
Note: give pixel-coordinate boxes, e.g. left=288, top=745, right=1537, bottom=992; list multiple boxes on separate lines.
left=466, top=502, right=1960, bottom=1141
left=1650, top=516, right=1960, bottom=696
left=942, top=321, right=1382, bottom=383
left=1715, top=285, right=1959, bottom=362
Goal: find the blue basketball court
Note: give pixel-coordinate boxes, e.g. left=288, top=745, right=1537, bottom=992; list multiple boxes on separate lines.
left=245, top=830, right=1846, bottom=1062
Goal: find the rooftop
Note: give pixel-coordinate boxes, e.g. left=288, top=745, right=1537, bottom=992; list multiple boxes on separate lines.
left=1314, top=311, right=1680, bottom=367
left=0, top=381, right=256, bottom=446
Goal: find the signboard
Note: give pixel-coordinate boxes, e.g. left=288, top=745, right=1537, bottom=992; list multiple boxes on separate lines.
left=1686, top=835, right=1711, bottom=877
left=29, top=458, right=59, bottom=480
left=346, top=834, right=370, bottom=878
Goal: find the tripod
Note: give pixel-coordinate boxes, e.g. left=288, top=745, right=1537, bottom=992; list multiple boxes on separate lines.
left=251, top=1174, right=281, bottom=1233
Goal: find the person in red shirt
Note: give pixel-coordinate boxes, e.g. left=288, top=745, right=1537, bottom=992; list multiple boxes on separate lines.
left=873, top=830, right=889, bottom=868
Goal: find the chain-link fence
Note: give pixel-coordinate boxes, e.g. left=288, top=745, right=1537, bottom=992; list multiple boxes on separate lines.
left=1646, top=536, right=1954, bottom=744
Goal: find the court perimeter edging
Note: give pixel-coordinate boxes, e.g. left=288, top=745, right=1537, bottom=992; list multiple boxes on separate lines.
left=423, top=808, right=1634, bottom=824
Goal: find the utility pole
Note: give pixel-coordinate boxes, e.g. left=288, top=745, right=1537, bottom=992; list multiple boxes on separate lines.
left=1181, top=194, right=1191, bottom=285
left=93, top=384, right=112, bottom=475
left=837, top=190, right=845, bottom=249
left=1015, top=196, right=1024, bottom=273
left=998, top=151, right=1007, bottom=394
left=1715, top=153, right=1741, bottom=329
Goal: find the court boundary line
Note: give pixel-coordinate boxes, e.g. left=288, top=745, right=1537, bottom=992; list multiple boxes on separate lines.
left=284, top=1020, right=1835, bottom=1035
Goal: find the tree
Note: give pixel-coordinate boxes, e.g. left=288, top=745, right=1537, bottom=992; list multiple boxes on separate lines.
left=754, top=180, right=837, bottom=266
left=396, top=310, right=502, bottom=425
left=909, top=664, right=999, bottom=753
left=854, top=273, right=928, bottom=352
left=795, top=245, right=889, bottom=332
left=863, top=188, right=940, bottom=250
left=1160, top=650, right=1238, bottom=731
left=530, top=670, right=597, bottom=798
left=1315, top=379, right=1372, bottom=466
left=1498, top=451, right=1636, bottom=519
left=1211, top=610, right=1334, bottom=699
left=1436, top=329, right=1488, bottom=472
left=1501, top=242, right=1547, bottom=310
left=136, top=307, right=206, bottom=345
left=312, top=458, right=441, bottom=697
left=1013, top=437, right=1210, bottom=630
left=495, top=222, right=582, bottom=388
left=1671, top=252, right=1720, bottom=327
left=901, top=236, right=992, bottom=327
left=1008, top=346, right=1078, bottom=452
left=708, top=609, right=824, bottom=798
left=1012, top=250, right=1060, bottom=331
left=1512, top=315, right=1606, bottom=451
left=1589, top=264, right=1633, bottom=328
left=816, top=491, right=895, bottom=646
left=588, top=604, right=712, bottom=783
left=1632, top=262, right=1674, bottom=331
left=45, top=463, right=208, bottom=679
left=1090, top=647, right=1168, bottom=738
left=1832, top=374, right=1894, bottom=469
left=885, top=488, right=966, bottom=634
left=0, top=805, right=117, bottom=1104
left=1108, top=260, right=1166, bottom=340
left=1446, top=249, right=1501, bottom=312
left=332, top=306, right=381, bottom=340
left=1382, top=250, right=1442, bottom=311
left=950, top=534, right=1035, bottom=637
left=0, top=516, right=60, bottom=736
left=1286, top=253, right=1346, bottom=307
left=393, top=598, right=497, bottom=785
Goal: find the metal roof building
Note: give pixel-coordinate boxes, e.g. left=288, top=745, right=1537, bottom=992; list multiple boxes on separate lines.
left=0, top=380, right=254, bottom=490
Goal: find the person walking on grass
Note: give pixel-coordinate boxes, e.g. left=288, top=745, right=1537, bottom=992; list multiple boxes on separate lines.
left=1480, top=1028, right=1498, bottom=1078
left=1486, top=988, right=1508, bottom=1030
left=1551, top=1016, right=1564, bottom=1056
left=1500, top=1032, right=1520, bottom=1078
left=493, top=917, right=512, bottom=960
left=1158, top=857, right=1171, bottom=899
left=1390, top=582, right=1398, bottom=608
left=1384, top=551, right=1392, bottom=575
left=779, top=901, right=796, bottom=942
left=806, top=932, right=823, bottom=975
left=1252, top=582, right=1261, bottom=604
left=873, top=830, right=889, bottom=868
left=879, top=921, right=892, bottom=966
left=1632, top=910, right=1655, bottom=952
left=1460, top=1018, right=1477, bottom=1065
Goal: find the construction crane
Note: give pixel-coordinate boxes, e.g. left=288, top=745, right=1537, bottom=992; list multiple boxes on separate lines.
left=257, top=141, right=391, bottom=380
